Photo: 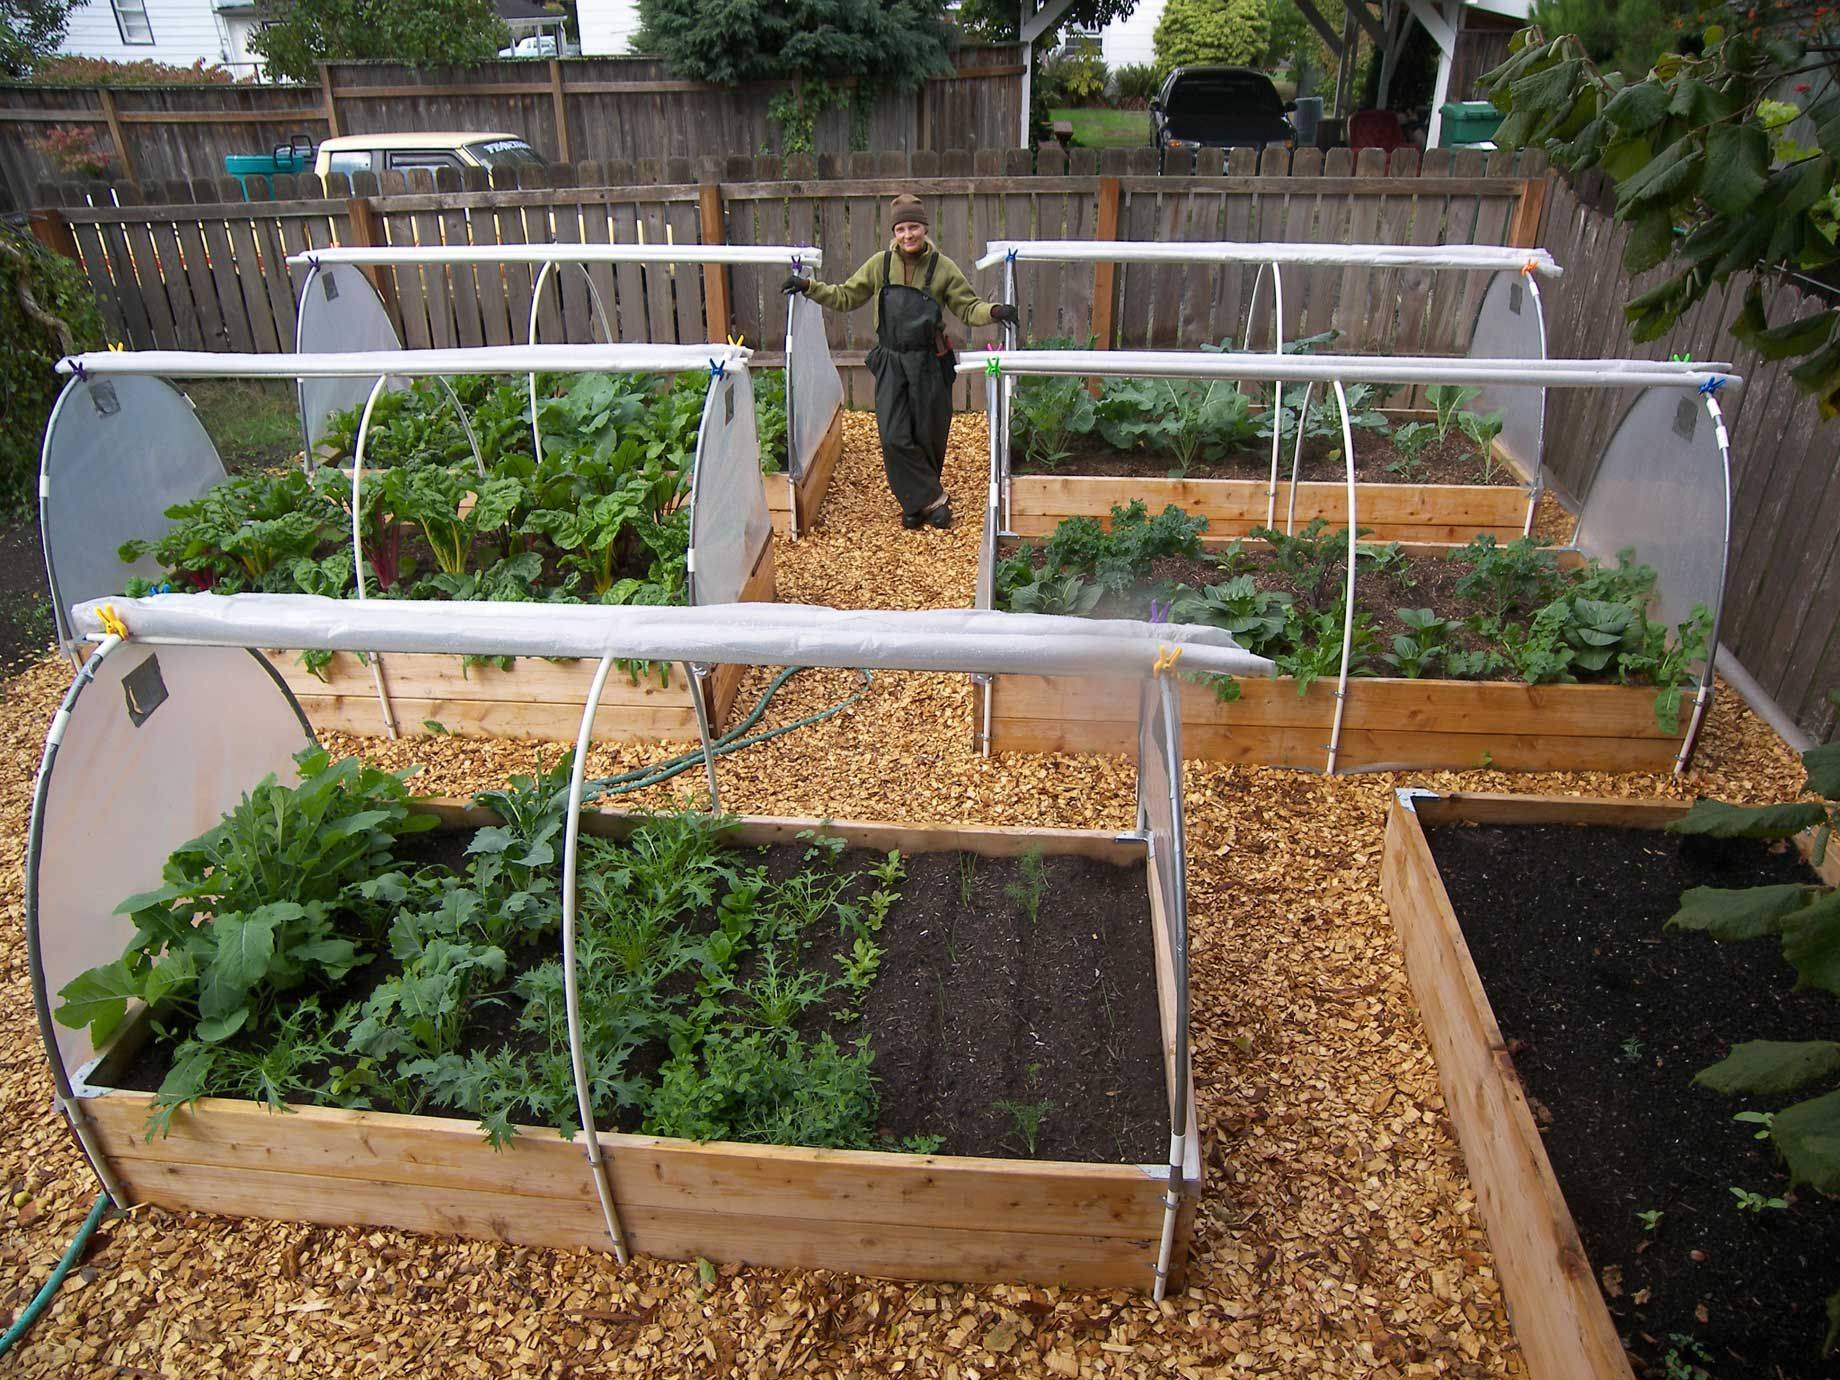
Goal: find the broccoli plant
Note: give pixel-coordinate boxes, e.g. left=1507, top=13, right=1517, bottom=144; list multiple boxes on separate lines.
left=1458, top=410, right=1508, bottom=483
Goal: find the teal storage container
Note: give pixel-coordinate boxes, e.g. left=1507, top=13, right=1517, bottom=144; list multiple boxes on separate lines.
left=1439, top=101, right=1503, bottom=147
left=223, top=139, right=314, bottom=196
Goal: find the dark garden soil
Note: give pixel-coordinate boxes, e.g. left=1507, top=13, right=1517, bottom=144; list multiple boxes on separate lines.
left=1015, top=429, right=1513, bottom=487
left=109, top=839, right=1167, bottom=1165
left=1424, top=821, right=1840, bottom=1379
left=0, top=516, right=57, bottom=679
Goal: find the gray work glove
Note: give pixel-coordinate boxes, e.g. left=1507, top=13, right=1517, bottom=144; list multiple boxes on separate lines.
left=990, top=303, right=1019, bottom=325
left=782, top=275, right=811, bottom=296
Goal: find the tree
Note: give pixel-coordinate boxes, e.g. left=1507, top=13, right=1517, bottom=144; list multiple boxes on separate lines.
left=953, top=0, right=1140, bottom=48
left=1530, top=0, right=1704, bottom=76
left=248, top=0, right=510, bottom=83
left=1155, top=0, right=1272, bottom=71
left=1, top=0, right=77, bottom=77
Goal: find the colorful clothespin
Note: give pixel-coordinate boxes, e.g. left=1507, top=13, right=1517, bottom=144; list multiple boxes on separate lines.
left=96, top=605, right=130, bottom=640
left=1153, top=644, right=1182, bottom=675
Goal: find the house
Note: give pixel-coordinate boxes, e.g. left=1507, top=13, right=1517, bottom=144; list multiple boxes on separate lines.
left=56, top=0, right=266, bottom=76
left=575, top=0, right=644, bottom=55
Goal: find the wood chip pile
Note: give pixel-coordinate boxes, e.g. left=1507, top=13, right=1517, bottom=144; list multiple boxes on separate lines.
left=0, top=410, right=1807, bottom=1378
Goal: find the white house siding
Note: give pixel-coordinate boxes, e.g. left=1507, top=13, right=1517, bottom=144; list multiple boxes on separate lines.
left=59, top=0, right=239, bottom=67
left=1096, top=0, right=1166, bottom=70
left=576, top=0, right=644, bottom=55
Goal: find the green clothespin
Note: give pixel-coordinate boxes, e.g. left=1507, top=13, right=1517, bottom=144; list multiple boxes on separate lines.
left=1670, top=351, right=1692, bottom=363
left=985, top=357, right=1002, bottom=376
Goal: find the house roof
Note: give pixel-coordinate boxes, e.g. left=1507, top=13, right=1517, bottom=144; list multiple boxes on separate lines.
left=494, top=0, right=557, bottom=21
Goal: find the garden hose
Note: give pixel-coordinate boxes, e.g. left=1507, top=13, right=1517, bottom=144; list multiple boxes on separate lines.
left=0, top=1193, right=109, bottom=1360
left=582, top=665, right=874, bottom=802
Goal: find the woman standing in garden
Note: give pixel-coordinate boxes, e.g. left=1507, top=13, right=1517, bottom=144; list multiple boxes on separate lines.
left=784, top=193, right=1018, bottom=530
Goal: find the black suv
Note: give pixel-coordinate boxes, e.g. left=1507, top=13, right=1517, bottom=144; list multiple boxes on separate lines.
left=1150, top=66, right=1296, bottom=162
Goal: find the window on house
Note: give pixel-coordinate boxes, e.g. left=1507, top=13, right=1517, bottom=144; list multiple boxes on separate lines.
left=110, top=0, right=155, bottom=45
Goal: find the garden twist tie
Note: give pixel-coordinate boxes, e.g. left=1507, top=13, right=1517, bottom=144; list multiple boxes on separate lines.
left=1699, top=376, right=1727, bottom=396
left=1152, top=645, right=1182, bottom=675
left=984, top=358, right=1002, bottom=377
left=95, top=605, right=130, bottom=641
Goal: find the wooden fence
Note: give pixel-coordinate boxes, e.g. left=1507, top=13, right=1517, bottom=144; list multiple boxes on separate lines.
left=1537, top=172, right=1840, bottom=744
left=28, top=145, right=1547, bottom=408
left=0, top=50, right=1024, bottom=214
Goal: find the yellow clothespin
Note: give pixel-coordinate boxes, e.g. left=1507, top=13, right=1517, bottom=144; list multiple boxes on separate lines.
left=1153, top=644, right=1182, bottom=675
left=107, top=341, right=127, bottom=351
left=727, top=332, right=746, bottom=348
left=97, top=605, right=130, bottom=640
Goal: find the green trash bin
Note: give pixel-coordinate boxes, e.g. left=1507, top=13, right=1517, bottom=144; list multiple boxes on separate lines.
left=1439, top=101, right=1503, bottom=148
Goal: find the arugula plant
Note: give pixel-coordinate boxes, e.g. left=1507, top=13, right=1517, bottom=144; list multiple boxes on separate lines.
left=57, top=748, right=435, bottom=1051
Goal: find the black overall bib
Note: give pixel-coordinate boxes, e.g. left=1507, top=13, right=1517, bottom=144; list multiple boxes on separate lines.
left=865, top=249, right=955, bottom=517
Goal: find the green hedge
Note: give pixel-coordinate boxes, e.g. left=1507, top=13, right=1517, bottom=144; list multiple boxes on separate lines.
left=0, top=227, right=106, bottom=517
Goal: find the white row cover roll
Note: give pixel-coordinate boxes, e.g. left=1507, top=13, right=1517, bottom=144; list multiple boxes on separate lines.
left=58, top=343, right=752, bottom=380
left=959, top=349, right=1738, bottom=391
left=69, top=596, right=1277, bottom=681
left=977, top=241, right=1562, bottom=277
left=287, top=245, right=823, bottom=269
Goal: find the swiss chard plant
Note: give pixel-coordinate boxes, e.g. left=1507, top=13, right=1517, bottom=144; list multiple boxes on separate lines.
left=1427, top=385, right=1481, bottom=444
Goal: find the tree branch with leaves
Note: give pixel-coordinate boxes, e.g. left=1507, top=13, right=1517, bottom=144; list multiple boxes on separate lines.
left=1484, top=21, right=1840, bottom=413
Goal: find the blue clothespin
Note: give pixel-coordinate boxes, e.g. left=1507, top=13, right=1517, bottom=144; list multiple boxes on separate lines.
left=1005, top=247, right=1019, bottom=265
left=708, top=358, right=727, bottom=380
left=1699, top=376, right=1726, bottom=396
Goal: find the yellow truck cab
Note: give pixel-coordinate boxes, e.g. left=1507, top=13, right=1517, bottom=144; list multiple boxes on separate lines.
left=312, top=132, right=546, bottom=180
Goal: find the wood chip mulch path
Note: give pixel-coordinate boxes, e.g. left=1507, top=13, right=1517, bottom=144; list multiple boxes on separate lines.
left=0, top=409, right=1809, bottom=1378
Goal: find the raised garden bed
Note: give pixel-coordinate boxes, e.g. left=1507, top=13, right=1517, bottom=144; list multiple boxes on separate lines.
left=981, top=508, right=1703, bottom=773
left=1382, top=791, right=1840, bottom=1379
left=272, top=538, right=775, bottom=740
left=60, top=797, right=1198, bottom=1290
left=762, top=404, right=842, bottom=537
left=1007, top=374, right=1537, bottom=543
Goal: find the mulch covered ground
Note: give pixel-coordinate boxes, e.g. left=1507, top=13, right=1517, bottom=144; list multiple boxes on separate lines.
left=0, top=408, right=1809, bottom=1378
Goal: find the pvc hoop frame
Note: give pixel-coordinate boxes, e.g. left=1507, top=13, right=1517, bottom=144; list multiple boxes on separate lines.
left=350, top=374, right=403, bottom=739
left=1146, top=672, right=1192, bottom=1302
left=1245, top=262, right=1288, bottom=530
left=526, top=259, right=616, bottom=464
left=1675, top=391, right=1734, bottom=775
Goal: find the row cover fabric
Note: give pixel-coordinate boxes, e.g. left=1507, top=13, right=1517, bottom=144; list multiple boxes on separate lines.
left=976, top=241, right=1561, bottom=276
left=687, top=365, right=773, bottom=606
left=39, top=375, right=227, bottom=652
left=58, top=343, right=751, bottom=379
left=286, top=245, right=825, bottom=269
left=958, top=349, right=1737, bottom=390
left=69, top=596, right=1277, bottom=680
left=30, top=643, right=312, bottom=1087
left=1136, top=676, right=1187, bottom=1130
left=786, top=291, right=844, bottom=483
left=1467, top=271, right=1548, bottom=480
left=295, top=260, right=406, bottom=451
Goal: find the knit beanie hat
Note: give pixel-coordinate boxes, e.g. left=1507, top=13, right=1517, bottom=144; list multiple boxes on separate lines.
left=889, top=193, right=929, bottom=228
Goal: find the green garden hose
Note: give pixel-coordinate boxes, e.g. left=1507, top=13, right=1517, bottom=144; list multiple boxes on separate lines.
left=0, top=1193, right=109, bottom=1360
left=583, top=665, right=873, bottom=802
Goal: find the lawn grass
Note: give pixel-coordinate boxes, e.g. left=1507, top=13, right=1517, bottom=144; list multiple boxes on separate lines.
left=1051, top=107, right=1151, bottom=149
left=182, top=378, right=303, bottom=471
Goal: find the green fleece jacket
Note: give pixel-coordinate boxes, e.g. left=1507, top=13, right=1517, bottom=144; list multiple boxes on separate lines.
left=803, top=238, right=996, bottom=331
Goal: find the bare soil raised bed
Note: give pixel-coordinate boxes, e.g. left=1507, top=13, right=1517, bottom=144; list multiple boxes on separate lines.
left=1383, top=792, right=1840, bottom=1380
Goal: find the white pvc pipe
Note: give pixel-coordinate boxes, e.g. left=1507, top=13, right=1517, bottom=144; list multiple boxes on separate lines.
left=959, top=351, right=1738, bottom=391
left=527, top=260, right=555, bottom=463
left=1001, top=255, right=1017, bottom=532
left=1522, top=274, right=1549, bottom=539
left=59, top=343, right=750, bottom=380
left=1283, top=381, right=1313, bottom=536
left=560, top=654, right=632, bottom=1265
left=977, top=240, right=1563, bottom=276
left=783, top=286, right=800, bottom=540
left=289, top=244, right=823, bottom=269
left=1150, top=674, right=1192, bottom=1302
left=349, top=374, right=400, bottom=741
left=1324, top=381, right=1359, bottom=776
left=1677, top=392, right=1735, bottom=775
left=685, top=662, right=722, bottom=810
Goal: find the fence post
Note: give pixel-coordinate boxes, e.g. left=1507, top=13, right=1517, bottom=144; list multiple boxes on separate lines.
left=28, top=207, right=81, bottom=262
left=1509, top=176, right=1548, bottom=249
left=320, top=63, right=342, bottom=138
left=698, top=181, right=730, bottom=342
left=548, top=59, right=572, bottom=163
left=344, top=193, right=397, bottom=321
left=1089, top=175, right=1122, bottom=351
left=95, top=88, right=139, bottom=187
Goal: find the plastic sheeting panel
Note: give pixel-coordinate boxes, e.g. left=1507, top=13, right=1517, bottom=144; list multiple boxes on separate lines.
left=40, top=376, right=228, bottom=650
left=1468, top=272, right=1547, bottom=482
left=296, top=263, right=405, bottom=452
left=1574, top=387, right=1729, bottom=630
left=787, top=292, right=844, bottom=483
left=687, top=365, right=772, bottom=607
left=1137, top=676, right=1187, bottom=1125
left=27, top=644, right=311, bottom=1088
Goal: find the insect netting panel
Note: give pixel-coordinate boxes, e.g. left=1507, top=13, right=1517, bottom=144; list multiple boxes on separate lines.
left=687, top=365, right=772, bottom=606
left=296, top=262, right=406, bottom=452
left=1468, top=271, right=1548, bottom=484
left=28, top=643, right=311, bottom=1088
left=1573, top=386, right=1730, bottom=633
left=40, top=375, right=228, bottom=651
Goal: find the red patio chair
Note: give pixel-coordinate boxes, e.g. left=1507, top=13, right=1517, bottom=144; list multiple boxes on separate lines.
left=1349, top=109, right=1408, bottom=170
